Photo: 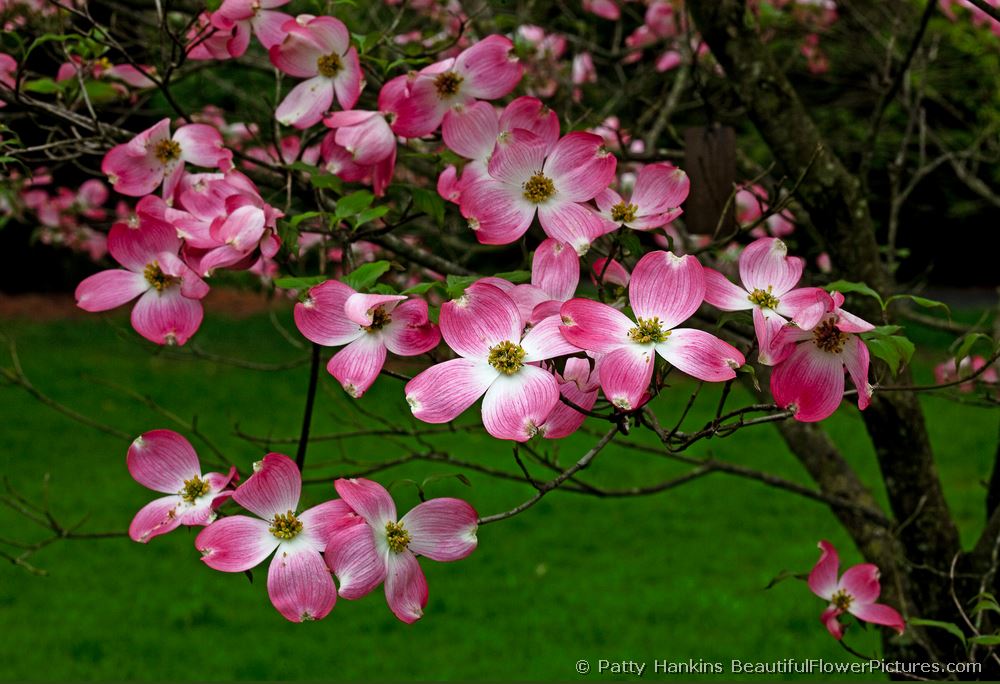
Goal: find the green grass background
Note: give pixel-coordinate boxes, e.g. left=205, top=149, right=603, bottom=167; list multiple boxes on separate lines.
left=0, top=305, right=994, bottom=681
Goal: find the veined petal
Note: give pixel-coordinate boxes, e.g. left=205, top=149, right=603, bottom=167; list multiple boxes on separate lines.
left=195, top=515, right=278, bottom=571
left=327, top=333, right=387, bottom=398
left=405, top=359, right=498, bottom=423
left=108, top=217, right=181, bottom=271
left=460, top=179, right=535, bottom=245
left=325, top=513, right=387, bottom=599
left=294, top=280, right=364, bottom=347
left=540, top=374, right=599, bottom=439
left=499, top=96, right=560, bottom=153
left=297, top=499, right=353, bottom=553
left=849, top=603, right=905, bottom=634
left=129, top=495, right=183, bottom=543
left=521, top=315, right=581, bottom=362
left=537, top=201, right=608, bottom=255
left=656, top=328, right=743, bottom=381
left=770, top=343, right=846, bottom=422
left=401, top=498, right=478, bottom=562
left=753, top=308, right=789, bottom=366
left=384, top=550, right=429, bottom=623
left=487, top=128, right=547, bottom=186
left=599, top=344, right=654, bottom=411
left=174, top=124, right=230, bottom=170
left=130, top=287, right=203, bottom=346
left=442, top=101, right=499, bottom=160
left=843, top=336, right=872, bottom=411
left=629, top=250, right=704, bottom=329
left=632, top=163, right=689, bottom=215
left=102, top=143, right=163, bottom=197
left=275, top=76, right=334, bottom=129
left=267, top=546, right=337, bottom=622
left=808, top=540, right=840, bottom=601
left=334, top=477, right=397, bottom=529
left=343, top=293, right=406, bottom=326
left=839, top=563, right=881, bottom=605
left=739, top=237, right=803, bottom=296
left=233, top=453, right=302, bottom=520
left=440, top=282, right=522, bottom=359
left=821, top=605, right=845, bottom=640
left=75, top=269, right=148, bottom=312
left=382, top=299, right=440, bottom=356
left=703, top=267, right=753, bottom=311
left=778, top=287, right=833, bottom=330
left=559, top=298, right=633, bottom=354
left=127, top=429, right=201, bottom=493
left=455, top=34, right=522, bottom=99
left=543, top=132, right=616, bottom=202
left=481, top=364, right=559, bottom=441
left=332, top=47, right=362, bottom=110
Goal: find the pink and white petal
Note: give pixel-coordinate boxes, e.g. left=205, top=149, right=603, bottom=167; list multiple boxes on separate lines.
left=455, top=35, right=521, bottom=99
left=536, top=200, right=608, bottom=254
left=178, top=500, right=219, bottom=527
left=325, top=514, right=387, bottom=599
left=401, top=498, right=478, bottom=561
left=336, top=115, right=394, bottom=165
left=499, top=96, right=560, bottom=153
left=174, top=124, right=229, bottom=169
left=334, top=477, right=397, bottom=529
left=298, top=499, right=354, bottom=552
left=703, top=267, right=753, bottom=311
left=442, top=100, right=499, bottom=160
left=481, top=364, right=559, bottom=441
left=195, top=515, right=278, bottom=571
left=844, top=335, right=873, bottom=411
left=839, top=563, right=882, bottom=605
left=656, top=328, right=744, bottom=381
left=307, top=15, right=351, bottom=54
left=487, top=128, right=547, bottom=186
left=332, top=47, right=362, bottom=110
left=522, top=315, right=582, bottom=362
left=598, top=344, right=655, bottom=411
left=738, top=237, right=803, bottom=295
left=778, top=287, right=833, bottom=330
left=252, top=9, right=294, bottom=48
left=327, top=334, right=387, bottom=398
left=849, top=602, right=905, bottom=634
left=630, top=250, right=705, bottom=328
left=130, top=287, right=203, bottom=346
left=532, top=238, right=579, bottom=301
left=205, top=466, right=238, bottom=493
left=343, top=293, right=406, bottom=326
left=294, top=280, right=364, bottom=347
left=127, top=429, right=200, bottom=493
left=276, top=76, right=334, bottom=129
left=267, top=546, right=337, bottom=621
left=508, top=284, right=550, bottom=326
left=108, top=216, right=180, bottom=271
left=460, top=180, right=536, bottom=245
left=835, top=306, right=876, bottom=334
left=808, top=540, right=840, bottom=600
left=821, top=605, right=845, bottom=640
left=382, top=299, right=441, bottom=356
left=75, top=269, right=148, bottom=312
left=129, top=495, right=184, bottom=542
left=391, top=78, right=452, bottom=138
left=530, top=299, right=563, bottom=324
left=102, top=143, right=164, bottom=197
left=541, top=380, right=598, bottom=439
left=558, top=298, right=634, bottom=354
left=233, top=453, right=302, bottom=520
left=632, top=163, right=689, bottom=215
left=405, top=359, right=498, bottom=423
left=770, top=343, right=846, bottom=422
left=268, top=37, right=321, bottom=78
left=440, top=282, right=522, bottom=359
left=384, top=550, right=429, bottom=623
left=543, top=132, right=616, bottom=202
left=753, top=308, right=789, bottom=366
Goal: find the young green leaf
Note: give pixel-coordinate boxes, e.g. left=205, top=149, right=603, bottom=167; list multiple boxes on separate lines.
left=825, top=280, right=885, bottom=309
left=341, top=260, right=391, bottom=291
left=335, top=190, right=374, bottom=218
left=274, top=275, right=328, bottom=290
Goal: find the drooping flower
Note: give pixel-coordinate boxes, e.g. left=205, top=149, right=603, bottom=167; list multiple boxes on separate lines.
left=127, top=429, right=237, bottom=543
left=703, top=237, right=831, bottom=364
left=497, top=238, right=580, bottom=325
left=102, top=118, right=233, bottom=198
left=460, top=129, right=617, bottom=253
left=594, top=163, right=689, bottom=231
left=808, top=540, right=905, bottom=640
left=294, top=281, right=440, bottom=398
left=325, top=478, right=478, bottom=623
left=195, top=453, right=350, bottom=622
left=560, top=251, right=745, bottom=411
left=74, top=213, right=209, bottom=345
left=270, top=15, right=363, bottom=129
left=769, top=292, right=875, bottom=422
left=405, top=282, right=580, bottom=441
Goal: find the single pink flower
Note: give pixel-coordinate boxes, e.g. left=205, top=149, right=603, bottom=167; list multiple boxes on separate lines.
left=0, top=52, right=17, bottom=107
left=294, top=281, right=440, bottom=398
left=325, top=477, right=478, bottom=623
left=460, top=129, right=617, bottom=253
left=582, top=0, right=621, bottom=20
left=393, top=35, right=523, bottom=138
left=322, top=110, right=396, bottom=165
left=127, top=429, right=237, bottom=543
left=594, top=162, right=689, bottom=231
left=770, top=292, right=875, bottom=422
left=405, top=282, right=579, bottom=441
left=74, top=213, right=209, bottom=345
left=703, top=237, right=832, bottom=364
left=213, top=0, right=293, bottom=52
left=809, top=540, right=905, bottom=640
left=270, top=15, right=363, bottom=129
left=537, top=358, right=600, bottom=439
left=560, top=251, right=745, bottom=411
left=102, top=118, right=233, bottom=198
left=934, top=355, right=998, bottom=392
left=195, top=453, right=351, bottom=622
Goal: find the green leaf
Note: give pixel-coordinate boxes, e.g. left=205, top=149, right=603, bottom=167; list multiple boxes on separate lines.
left=401, top=281, right=442, bottom=295
left=885, top=293, right=951, bottom=317
left=369, top=283, right=399, bottom=295
left=445, top=274, right=478, bottom=300
left=969, top=634, right=1000, bottom=647
left=274, top=275, right=327, bottom=290
left=355, top=205, right=389, bottom=227
left=865, top=325, right=903, bottom=337
left=286, top=211, right=323, bottom=230
left=288, top=162, right=343, bottom=193
left=411, top=187, right=445, bottom=227
left=22, top=78, right=62, bottom=94
left=335, top=190, right=374, bottom=218
left=83, top=80, right=119, bottom=104
left=825, top=280, right=884, bottom=309
left=953, top=332, right=993, bottom=363
left=909, top=618, right=966, bottom=647
left=864, top=334, right=915, bottom=376
left=341, top=260, right=391, bottom=292
left=737, top=364, right=761, bottom=393
left=971, top=599, right=1000, bottom=617
left=763, top=569, right=806, bottom=590
left=494, top=270, right=531, bottom=284
left=618, top=231, right=641, bottom=258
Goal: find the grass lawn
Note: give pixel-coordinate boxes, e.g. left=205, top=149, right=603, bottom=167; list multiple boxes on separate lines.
left=0, top=301, right=995, bottom=681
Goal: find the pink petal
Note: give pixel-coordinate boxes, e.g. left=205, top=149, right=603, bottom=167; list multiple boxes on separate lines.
left=532, top=238, right=580, bottom=301
left=343, top=293, right=406, bottom=326
left=454, top=35, right=522, bottom=99
left=195, top=515, right=278, bottom=571
left=405, top=359, right=498, bottom=423
left=509, top=284, right=551, bottom=326
left=392, top=77, right=454, bottom=138
left=849, top=602, right=905, bottom=634
left=334, top=477, right=397, bottom=529
left=440, top=282, right=522, bottom=359
left=401, top=498, right=478, bottom=561
left=843, top=336, right=872, bottom=411
left=481, top=364, right=559, bottom=440
left=307, top=15, right=351, bottom=54
left=777, top=287, right=832, bottom=330
left=753, top=307, right=789, bottom=366
left=294, top=280, right=364, bottom=347
left=631, top=163, right=689, bottom=215
left=599, top=344, right=654, bottom=411
left=703, top=267, right=753, bottom=311
left=130, top=287, right=203, bottom=345
left=656, top=328, right=743, bottom=381
left=276, top=75, right=334, bottom=129
left=297, top=499, right=353, bottom=552
left=537, top=200, right=609, bottom=254
left=75, top=269, right=148, bottom=312
left=559, top=298, right=633, bottom=354
left=108, top=217, right=180, bottom=272
left=129, top=495, right=183, bottom=543
left=541, top=373, right=599, bottom=439
left=252, top=9, right=293, bottom=48
left=770, top=343, right=846, bottom=422
left=821, top=605, right=845, bottom=640
left=267, top=546, right=336, bottom=621
left=102, top=143, right=164, bottom=197
left=442, top=100, right=499, bottom=160
left=325, top=513, right=387, bottom=599
left=808, top=540, right=840, bottom=600
left=268, top=32, right=321, bottom=78
left=384, top=550, right=429, bottom=623
left=839, top=563, right=881, bottom=604
left=460, top=179, right=536, bottom=245
left=332, top=47, right=362, bottom=110
left=327, top=333, right=387, bottom=398
left=233, top=452, right=301, bottom=520
left=332, top=112, right=394, bottom=165
left=521, top=314, right=581, bottom=361
left=127, top=429, right=201, bottom=493
left=382, top=298, right=441, bottom=356
left=543, top=132, right=616, bottom=202
left=738, top=237, right=803, bottom=296
left=174, top=124, right=231, bottom=170
left=499, top=96, right=560, bottom=154
left=487, top=128, right=547, bottom=186
left=629, top=250, right=705, bottom=329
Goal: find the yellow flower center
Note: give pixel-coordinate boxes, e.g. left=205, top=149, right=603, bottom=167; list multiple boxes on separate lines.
left=154, top=139, right=181, bottom=164
left=488, top=340, right=526, bottom=375
left=317, top=53, right=342, bottom=78
left=748, top=287, right=780, bottom=309
left=270, top=510, right=303, bottom=540
left=181, top=476, right=210, bottom=503
left=831, top=589, right=853, bottom=611
left=434, top=71, right=463, bottom=97
left=522, top=173, right=555, bottom=204
left=363, top=306, right=392, bottom=333
left=610, top=202, right=637, bottom=223
left=813, top=318, right=847, bottom=354
left=143, top=262, right=179, bottom=291
left=628, top=317, right=669, bottom=344
left=385, top=520, right=410, bottom=553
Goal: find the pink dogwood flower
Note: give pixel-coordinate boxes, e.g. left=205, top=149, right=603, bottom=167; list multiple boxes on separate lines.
left=809, top=540, right=905, bottom=640
left=703, top=237, right=831, bottom=363
left=102, top=118, right=233, bottom=198
left=270, top=15, right=363, bottom=129
left=560, top=251, right=745, bottom=410
left=461, top=129, right=617, bottom=253
left=75, top=213, right=209, bottom=345
left=393, top=35, right=523, bottom=138
left=323, top=110, right=396, bottom=165
left=195, top=453, right=350, bottom=622
left=769, top=292, right=875, bottom=422
left=325, top=478, right=478, bottom=623
left=594, top=163, right=689, bottom=231
left=405, top=282, right=580, bottom=441
left=0, top=53, right=17, bottom=107
left=127, top=429, right=237, bottom=543
left=934, top=355, right=999, bottom=392
left=213, top=0, right=293, bottom=54
left=294, top=281, right=440, bottom=398
left=537, top=358, right=600, bottom=439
